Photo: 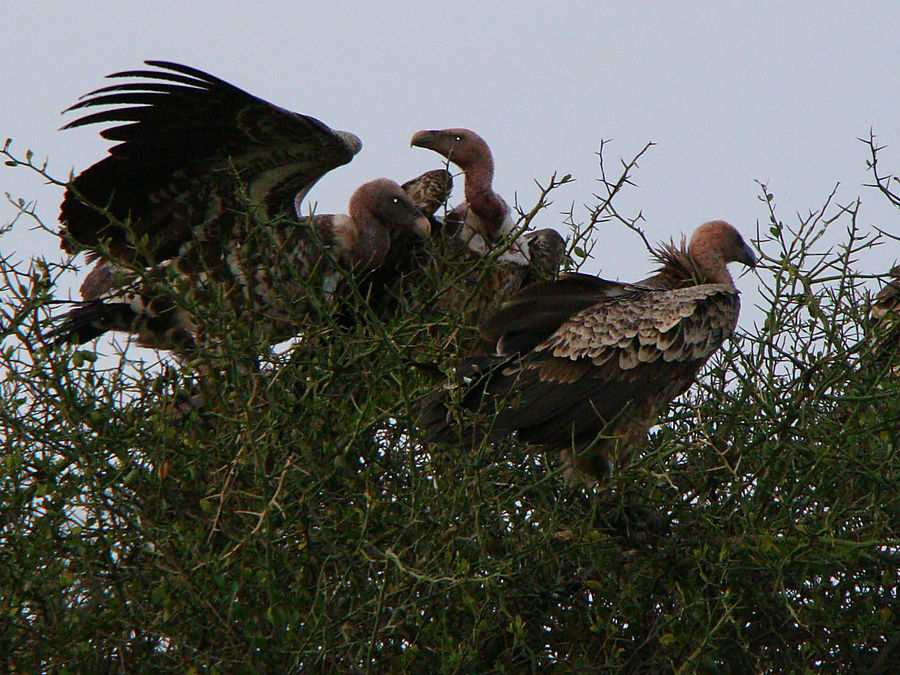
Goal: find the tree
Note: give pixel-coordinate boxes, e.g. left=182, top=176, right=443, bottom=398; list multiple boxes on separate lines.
left=1, top=138, right=897, bottom=672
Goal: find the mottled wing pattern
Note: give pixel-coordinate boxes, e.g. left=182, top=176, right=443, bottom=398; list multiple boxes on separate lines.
left=482, top=273, right=639, bottom=355
left=60, top=60, right=362, bottom=261
left=402, top=169, right=453, bottom=218
left=872, top=266, right=900, bottom=320
left=52, top=214, right=353, bottom=352
left=469, top=284, right=741, bottom=444
left=540, top=284, right=740, bottom=369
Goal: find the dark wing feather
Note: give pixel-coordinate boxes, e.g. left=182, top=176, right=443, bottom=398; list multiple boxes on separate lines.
left=481, top=272, right=636, bottom=355
left=60, top=60, right=362, bottom=261
left=462, top=284, right=740, bottom=443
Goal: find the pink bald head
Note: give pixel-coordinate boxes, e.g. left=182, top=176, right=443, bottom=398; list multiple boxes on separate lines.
left=688, top=221, right=756, bottom=285
left=349, top=178, right=431, bottom=239
left=343, top=179, right=430, bottom=269
left=410, top=128, right=508, bottom=239
left=410, top=128, right=493, bottom=172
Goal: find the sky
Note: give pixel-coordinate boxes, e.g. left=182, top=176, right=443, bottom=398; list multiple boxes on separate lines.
left=3, top=2, right=900, bottom=340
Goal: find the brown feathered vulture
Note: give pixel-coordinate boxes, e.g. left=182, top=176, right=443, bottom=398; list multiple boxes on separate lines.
left=52, top=178, right=430, bottom=353
left=410, top=128, right=534, bottom=263
left=51, top=61, right=431, bottom=353
left=870, top=265, right=900, bottom=371
left=871, top=266, right=900, bottom=321
left=401, top=169, right=454, bottom=220
left=410, top=127, right=565, bottom=325
left=422, top=221, right=757, bottom=484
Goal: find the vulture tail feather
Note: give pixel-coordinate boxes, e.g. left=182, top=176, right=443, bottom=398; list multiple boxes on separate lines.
left=48, top=302, right=139, bottom=347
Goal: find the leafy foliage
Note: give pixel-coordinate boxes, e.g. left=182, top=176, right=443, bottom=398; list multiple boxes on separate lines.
left=1, top=141, right=897, bottom=673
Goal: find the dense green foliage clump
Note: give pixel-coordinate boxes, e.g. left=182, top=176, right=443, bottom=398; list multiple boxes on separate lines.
left=1, top=143, right=898, bottom=672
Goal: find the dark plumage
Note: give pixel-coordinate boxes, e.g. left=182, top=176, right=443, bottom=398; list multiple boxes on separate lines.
left=51, top=61, right=439, bottom=354
left=520, top=228, right=567, bottom=286
left=870, top=265, right=900, bottom=370
left=60, top=60, right=362, bottom=264
left=51, top=178, right=429, bottom=353
left=422, top=221, right=756, bottom=484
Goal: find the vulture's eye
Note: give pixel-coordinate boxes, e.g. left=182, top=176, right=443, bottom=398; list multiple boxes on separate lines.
left=392, top=197, right=400, bottom=204
left=454, top=135, right=462, bottom=142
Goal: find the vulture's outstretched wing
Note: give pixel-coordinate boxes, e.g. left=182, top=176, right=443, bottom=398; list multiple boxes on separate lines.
left=60, top=60, right=362, bottom=262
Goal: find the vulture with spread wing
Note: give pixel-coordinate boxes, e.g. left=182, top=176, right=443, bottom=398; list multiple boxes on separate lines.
left=60, top=60, right=362, bottom=264
left=422, top=221, right=756, bottom=483
left=52, top=61, right=432, bottom=353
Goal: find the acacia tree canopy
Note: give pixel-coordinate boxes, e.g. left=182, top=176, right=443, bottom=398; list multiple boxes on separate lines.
left=0, top=139, right=897, bottom=673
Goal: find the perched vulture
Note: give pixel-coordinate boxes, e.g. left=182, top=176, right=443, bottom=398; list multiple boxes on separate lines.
left=422, top=221, right=757, bottom=484
left=410, top=128, right=565, bottom=327
left=51, top=178, right=430, bottom=353
left=410, top=128, right=528, bottom=264
left=519, top=228, right=567, bottom=287
left=401, top=169, right=454, bottom=220
left=870, top=265, right=900, bottom=370
left=51, top=60, right=436, bottom=353
left=871, top=266, right=900, bottom=321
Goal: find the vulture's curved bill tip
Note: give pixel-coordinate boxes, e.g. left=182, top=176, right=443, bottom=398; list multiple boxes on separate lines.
left=740, top=242, right=758, bottom=268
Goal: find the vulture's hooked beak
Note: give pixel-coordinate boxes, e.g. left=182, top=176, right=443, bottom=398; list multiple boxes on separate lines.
left=410, top=130, right=440, bottom=151
left=740, top=242, right=758, bottom=268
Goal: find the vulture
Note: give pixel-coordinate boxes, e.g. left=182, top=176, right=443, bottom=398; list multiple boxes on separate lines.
left=870, top=265, right=900, bottom=370
left=871, top=266, right=900, bottom=320
left=401, top=168, right=454, bottom=221
left=410, top=128, right=527, bottom=263
left=52, top=178, right=430, bottom=353
left=51, top=60, right=432, bottom=353
left=410, top=127, right=565, bottom=326
left=422, top=221, right=757, bottom=484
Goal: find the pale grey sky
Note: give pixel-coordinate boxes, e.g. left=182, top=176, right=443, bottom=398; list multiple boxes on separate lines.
left=3, top=2, right=899, bottom=334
